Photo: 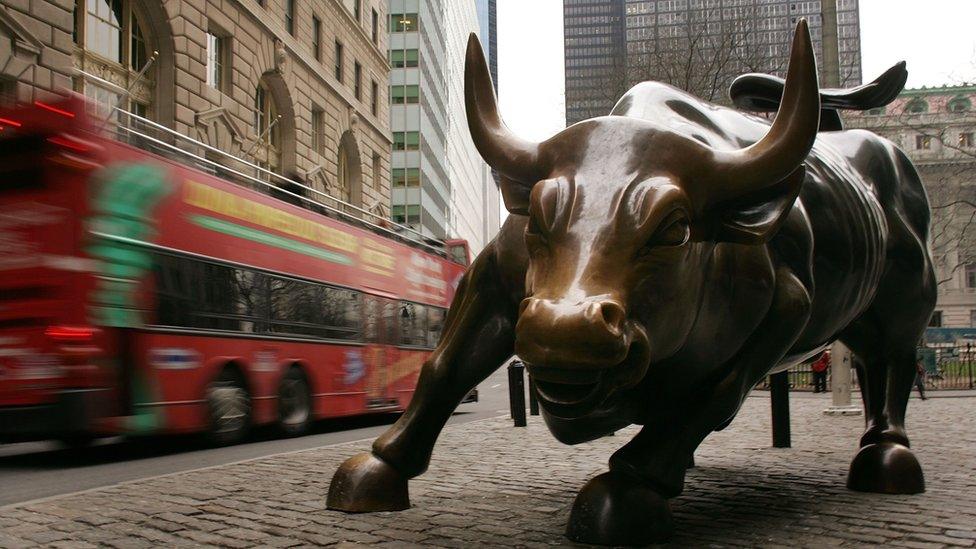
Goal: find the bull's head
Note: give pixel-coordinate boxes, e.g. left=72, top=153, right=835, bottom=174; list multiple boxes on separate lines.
left=466, top=21, right=820, bottom=418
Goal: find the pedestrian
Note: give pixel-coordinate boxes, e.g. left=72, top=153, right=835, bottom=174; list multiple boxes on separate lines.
left=914, top=360, right=927, bottom=400
left=811, top=350, right=830, bottom=393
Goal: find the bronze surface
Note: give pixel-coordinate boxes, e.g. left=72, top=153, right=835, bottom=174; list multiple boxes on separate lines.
left=328, top=19, right=935, bottom=545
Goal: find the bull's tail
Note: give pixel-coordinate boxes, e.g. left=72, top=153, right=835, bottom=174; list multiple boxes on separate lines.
left=729, top=61, right=908, bottom=131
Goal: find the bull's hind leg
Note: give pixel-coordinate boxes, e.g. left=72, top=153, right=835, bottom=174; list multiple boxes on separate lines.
left=843, top=340, right=926, bottom=494
left=327, top=249, right=519, bottom=512
left=840, top=271, right=934, bottom=494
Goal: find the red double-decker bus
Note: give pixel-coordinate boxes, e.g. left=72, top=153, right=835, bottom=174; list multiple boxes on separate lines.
left=0, top=96, right=471, bottom=446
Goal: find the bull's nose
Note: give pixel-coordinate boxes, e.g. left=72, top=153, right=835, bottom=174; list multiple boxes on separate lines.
left=516, top=298, right=629, bottom=366
left=586, top=300, right=625, bottom=337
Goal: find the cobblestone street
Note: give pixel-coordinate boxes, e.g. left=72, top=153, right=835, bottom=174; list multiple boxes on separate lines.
left=1, top=393, right=974, bottom=548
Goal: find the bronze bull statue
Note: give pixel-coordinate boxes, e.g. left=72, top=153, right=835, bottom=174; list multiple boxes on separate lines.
left=328, top=20, right=934, bottom=545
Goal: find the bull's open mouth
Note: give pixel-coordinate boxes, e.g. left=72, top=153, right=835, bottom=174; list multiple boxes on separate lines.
left=523, top=326, right=650, bottom=419
left=532, top=378, right=601, bottom=405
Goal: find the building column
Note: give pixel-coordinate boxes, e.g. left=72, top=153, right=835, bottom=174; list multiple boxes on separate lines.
left=824, top=341, right=862, bottom=416
left=820, top=0, right=840, bottom=88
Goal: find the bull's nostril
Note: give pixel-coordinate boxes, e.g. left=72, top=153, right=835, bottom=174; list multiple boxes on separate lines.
left=599, top=301, right=626, bottom=333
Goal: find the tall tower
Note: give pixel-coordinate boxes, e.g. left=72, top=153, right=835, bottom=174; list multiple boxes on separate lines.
left=563, top=0, right=863, bottom=123
left=563, top=0, right=627, bottom=125
left=388, top=1, right=449, bottom=238
left=388, top=0, right=499, bottom=253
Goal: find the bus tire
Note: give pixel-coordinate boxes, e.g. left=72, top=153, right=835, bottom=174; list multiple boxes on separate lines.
left=206, top=368, right=250, bottom=446
left=58, top=434, right=95, bottom=449
left=278, top=367, right=311, bottom=437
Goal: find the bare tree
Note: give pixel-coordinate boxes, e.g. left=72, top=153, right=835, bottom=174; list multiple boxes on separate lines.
left=626, top=7, right=788, bottom=104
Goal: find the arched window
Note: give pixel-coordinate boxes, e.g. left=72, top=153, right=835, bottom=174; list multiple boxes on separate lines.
left=73, top=0, right=155, bottom=118
left=905, top=98, right=928, bottom=114
left=253, top=82, right=281, bottom=175
left=336, top=131, right=363, bottom=209
left=948, top=96, right=972, bottom=113
left=337, top=141, right=351, bottom=203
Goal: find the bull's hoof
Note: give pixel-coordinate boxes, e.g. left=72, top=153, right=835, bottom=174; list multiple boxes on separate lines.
left=847, top=442, right=925, bottom=494
left=566, top=471, right=673, bottom=546
left=327, top=452, right=410, bottom=512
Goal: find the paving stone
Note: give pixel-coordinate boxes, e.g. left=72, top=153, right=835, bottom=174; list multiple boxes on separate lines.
left=0, top=394, right=974, bottom=547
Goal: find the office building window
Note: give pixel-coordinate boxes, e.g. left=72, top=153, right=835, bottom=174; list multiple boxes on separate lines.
left=905, top=99, right=928, bottom=114
left=334, top=40, right=344, bottom=82
left=967, top=263, right=976, bottom=288
left=312, top=16, right=321, bottom=60
left=915, top=135, right=931, bottom=150
left=285, top=0, right=295, bottom=35
left=253, top=82, right=281, bottom=173
left=354, top=0, right=361, bottom=22
left=75, top=0, right=154, bottom=116
left=390, top=49, right=419, bottom=68
left=371, top=9, right=379, bottom=43
left=205, top=32, right=228, bottom=92
left=354, top=62, right=362, bottom=100
left=393, top=131, right=420, bottom=151
left=960, top=132, right=974, bottom=148
left=370, top=80, right=378, bottom=115
left=391, top=168, right=420, bottom=187
left=391, top=85, right=419, bottom=104
left=0, top=77, right=15, bottom=106
left=392, top=204, right=421, bottom=224
left=389, top=13, right=419, bottom=32
left=311, top=107, right=324, bottom=156
left=949, top=97, right=971, bottom=112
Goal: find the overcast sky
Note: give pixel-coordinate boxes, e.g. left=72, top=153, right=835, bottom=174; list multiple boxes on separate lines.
left=496, top=0, right=976, bottom=141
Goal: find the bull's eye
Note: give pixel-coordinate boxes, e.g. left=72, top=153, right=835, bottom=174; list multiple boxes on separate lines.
left=639, top=212, right=690, bottom=256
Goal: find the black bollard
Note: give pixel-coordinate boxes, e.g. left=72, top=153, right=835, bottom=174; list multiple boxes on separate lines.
left=528, top=377, right=540, bottom=416
left=969, top=343, right=974, bottom=390
left=508, top=361, right=527, bottom=427
left=770, top=371, right=791, bottom=448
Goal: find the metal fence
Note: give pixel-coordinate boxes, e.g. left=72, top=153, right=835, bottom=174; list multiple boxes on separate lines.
left=758, top=346, right=976, bottom=392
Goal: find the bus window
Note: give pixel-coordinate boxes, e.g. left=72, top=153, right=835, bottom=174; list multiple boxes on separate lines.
left=362, top=295, right=380, bottom=342
left=153, top=253, right=266, bottom=332
left=269, top=278, right=361, bottom=340
left=382, top=300, right=398, bottom=345
left=427, top=307, right=445, bottom=349
left=398, top=302, right=427, bottom=347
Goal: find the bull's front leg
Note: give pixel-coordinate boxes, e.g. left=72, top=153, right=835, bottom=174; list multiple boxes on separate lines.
left=327, top=248, right=519, bottom=512
left=566, top=267, right=812, bottom=545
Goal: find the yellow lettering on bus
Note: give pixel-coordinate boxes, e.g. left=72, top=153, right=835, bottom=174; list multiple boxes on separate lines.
left=183, top=180, right=361, bottom=254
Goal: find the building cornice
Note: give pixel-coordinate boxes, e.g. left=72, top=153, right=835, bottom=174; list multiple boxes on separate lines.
left=329, top=0, right=389, bottom=68
left=231, top=0, right=392, bottom=143
left=901, top=85, right=976, bottom=97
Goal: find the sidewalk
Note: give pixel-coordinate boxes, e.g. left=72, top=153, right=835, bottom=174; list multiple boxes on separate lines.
left=1, top=394, right=974, bottom=548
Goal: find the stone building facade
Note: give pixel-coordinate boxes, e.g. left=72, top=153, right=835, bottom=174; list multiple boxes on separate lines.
left=848, top=86, right=976, bottom=328
left=0, top=0, right=392, bottom=216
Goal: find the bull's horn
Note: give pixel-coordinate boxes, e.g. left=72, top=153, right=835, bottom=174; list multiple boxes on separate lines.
left=711, top=19, right=820, bottom=202
left=465, top=34, right=547, bottom=183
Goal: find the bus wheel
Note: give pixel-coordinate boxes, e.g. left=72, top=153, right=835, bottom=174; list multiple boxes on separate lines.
left=206, top=369, right=250, bottom=446
left=278, top=368, right=311, bottom=437
left=58, top=434, right=95, bottom=449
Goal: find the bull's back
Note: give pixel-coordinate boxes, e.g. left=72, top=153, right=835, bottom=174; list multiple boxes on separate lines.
left=615, top=82, right=929, bottom=348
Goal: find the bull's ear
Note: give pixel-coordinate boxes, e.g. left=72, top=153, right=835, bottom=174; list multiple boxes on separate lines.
left=499, top=176, right=535, bottom=215
left=711, top=166, right=804, bottom=244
